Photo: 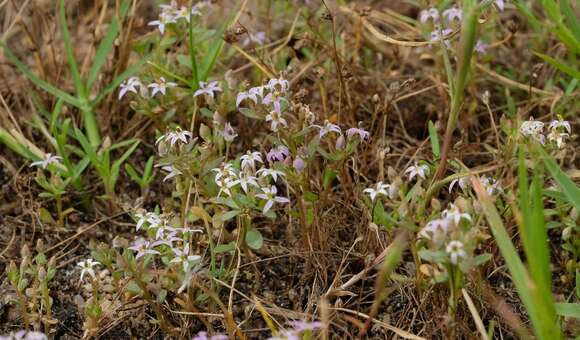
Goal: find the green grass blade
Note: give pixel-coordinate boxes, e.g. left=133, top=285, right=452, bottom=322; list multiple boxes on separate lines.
left=1, top=44, right=82, bottom=108
left=428, top=120, right=440, bottom=158
left=560, top=0, right=580, bottom=41
left=87, top=0, right=131, bottom=89
left=59, top=0, right=86, bottom=99
left=540, top=148, right=580, bottom=210
left=554, top=303, right=580, bottom=318
left=199, top=7, right=238, bottom=81
left=534, top=52, right=580, bottom=78
left=188, top=2, right=199, bottom=85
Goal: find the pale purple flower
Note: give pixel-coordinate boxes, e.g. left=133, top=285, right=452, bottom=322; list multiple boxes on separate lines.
left=215, top=177, right=234, bottom=197
left=161, top=165, right=182, bottom=182
left=442, top=203, right=472, bottom=226
left=243, top=31, right=267, bottom=46
left=255, top=185, right=290, bottom=214
left=474, top=39, right=488, bottom=54
left=30, top=153, right=62, bottom=169
left=346, top=127, right=370, bottom=141
left=494, top=0, right=506, bottom=11
left=548, top=119, right=571, bottom=134
left=129, top=239, right=161, bottom=259
left=419, top=8, right=439, bottom=23
left=194, top=81, right=222, bottom=98
left=174, top=5, right=202, bottom=22
left=293, top=157, right=305, bottom=172
left=480, top=176, right=502, bottom=196
left=288, top=320, right=323, bottom=332
left=547, top=130, right=569, bottom=148
left=118, top=77, right=142, bottom=99
left=443, top=7, right=462, bottom=22
left=77, top=259, right=100, bottom=282
left=405, top=163, right=429, bottom=181
left=6, top=331, right=47, bottom=340
left=256, top=167, right=286, bottom=182
left=446, top=240, right=466, bottom=264
left=335, top=135, right=346, bottom=150
left=240, top=150, right=263, bottom=172
left=313, top=120, right=341, bottom=138
left=221, top=122, right=238, bottom=142
left=236, top=90, right=259, bottom=107
left=267, top=146, right=290, bottom=163
left=211, top=163, right=236, bottom=183
left=192, top=331, right=228, bottom=340
left=267, top=77, right=290, bottom=93
left=430, top=29, right=453, bottom=48
left=148, top=77, right=177, bottom=96
left=232, top=173, right=259, bottom=193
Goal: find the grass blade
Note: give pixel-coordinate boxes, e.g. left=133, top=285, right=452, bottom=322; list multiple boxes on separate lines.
left=87, top=0, right=131, bottom=89
left=554, top=303, right=580, bottom=318
left=540, top=148, right=580, bottom=210
left=534, top=52, right=580, bottom=78
left=1, top=45, right=81, bottom=108
left=428, top=120, right=440, bottom=158
left=59, top=0, right=86, bottom=99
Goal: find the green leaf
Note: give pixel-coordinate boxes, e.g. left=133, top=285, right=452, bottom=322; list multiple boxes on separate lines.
left=221, top=209, right=240, bottom=221
left=322, top=168, right=337, bottom=189
left=239, top=108, right=261, bottom=119
left=110, top=139, right=141, bottom=188
left=428, top=120, right=440, bottom=158
left=125, top=163, right=142, bottom=184
left=554, top=303, right=580, bottom=318
left=534, top=52, right=580, bottom=79
left=87, top=0, right=131, bottom=89
left=214, top=242, right=236, bottom=254
left=245, top=228, right=263, bottom=250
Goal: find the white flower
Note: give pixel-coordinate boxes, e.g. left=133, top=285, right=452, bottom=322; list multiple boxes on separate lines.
left=449, top=176, right=471, bottom=193
left=418, top=218, right=450, bottom=241
left=256, top=167, right=285, bottom=182
left=265, top=108, right=288, bottom=132
left=170, top=243, right=201, bottom=272
left=419, top=8, right=439, bottom=23
left=443, top=7, right=462, bottom=22
left=313, top=120, right=341, bottom=138
left=6, top=331, right=47, bottom=340
left=148, top=11, right=177, bottom=35
left=215, top=177, right=235, bottom=197
left=148, top=77, right=177, bottom=97
left=236, top=90, right=259, bottom=107
left=446, top=240, right=466, bottom=264
left=520, top=118, right=545, bottom=144
left=442, top=203, right=472, bottom=226
left=233, top=173, right=259, bottom=193
left=194, top=81, right=222, bottom=98
left=493, top=0, right=506, bottom=11
left=173, top=5, right=202, bottom=22
left=192, top=331, right=228, bottom=340
left=77, top=259, right=100, bottom=282
left=363, top=181, right=390, bottom=202
left=240, top=150, right=263, bottom=172
left=135, top=212, right=162, bottom=231
left=156, top=128, right=193, bottom=148
left=118, top=77, right=142, bottom=99
left=405, top=163, right=429, bottom=181
left=161, top=165, right=182, bottom=182
left=212, top=163, right=237, bottom=183
left=547, top=119, right=571, bottom=148
left=547, top=130, right=569, bottom=148
left=255, top=185, right=290, bottom=214
left=30, top=153, right=62, bottom=169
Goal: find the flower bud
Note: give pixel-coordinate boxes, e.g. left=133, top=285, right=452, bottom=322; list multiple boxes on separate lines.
left=293, top=157, right=306, bottom=172
left=335, top=135, right=346, bottom=150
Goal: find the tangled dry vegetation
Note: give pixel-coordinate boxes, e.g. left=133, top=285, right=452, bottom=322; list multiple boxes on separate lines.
left=0, top=0, right=579, bottom=339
